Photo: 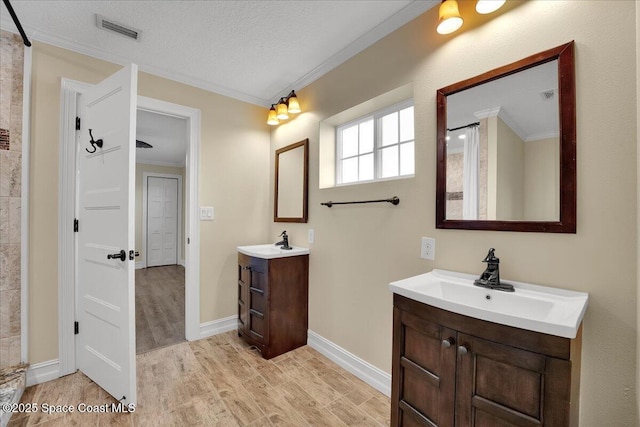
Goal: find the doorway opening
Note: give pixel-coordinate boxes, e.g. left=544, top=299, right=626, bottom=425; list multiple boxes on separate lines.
left=135, top=110, right=187, bottom=353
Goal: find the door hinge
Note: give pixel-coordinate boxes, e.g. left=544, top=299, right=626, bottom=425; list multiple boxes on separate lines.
left=74, top=218, right=79, bottom=232
left=75, top=117, right=81, bottom=131
left=74, top=321, right=79, bottom=335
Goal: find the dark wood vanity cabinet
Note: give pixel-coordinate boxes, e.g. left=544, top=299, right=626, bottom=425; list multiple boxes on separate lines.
left=237, top=252, right=309, bottom=359
left=392, top=294, right=581, bottom=427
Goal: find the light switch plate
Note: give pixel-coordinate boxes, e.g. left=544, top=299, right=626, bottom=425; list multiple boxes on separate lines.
left=200, top=206, right=214, bottom=221
left=308, top=229, right=314, bottom=244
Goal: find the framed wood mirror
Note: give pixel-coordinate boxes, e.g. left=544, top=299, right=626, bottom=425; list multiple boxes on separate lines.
left=436, top=41, right=576, bottom=233
left=274, top=138, right=309, bottom=223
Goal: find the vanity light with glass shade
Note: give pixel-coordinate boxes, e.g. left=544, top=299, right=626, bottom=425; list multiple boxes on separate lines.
left=267, top=90, right=301, bottom=126
left=476, top=0, right=506, bottom=14
left=437, top=0, right=506, bottom=35
left=436, top=0, right=463, bottom=34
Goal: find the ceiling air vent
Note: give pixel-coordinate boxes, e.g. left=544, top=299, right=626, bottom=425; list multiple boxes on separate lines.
left=96, top=14, right=141, bottom=40
left=539, top=89, right=556, bottom=101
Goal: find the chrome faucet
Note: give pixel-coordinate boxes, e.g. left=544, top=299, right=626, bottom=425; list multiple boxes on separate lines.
left=473, top=248, right=514, bottom=292
left=275, top=231, right=292, bottom=250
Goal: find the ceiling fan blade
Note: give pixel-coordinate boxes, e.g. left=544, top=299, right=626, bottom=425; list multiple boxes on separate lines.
left=136, top=139, right=153, bottom=148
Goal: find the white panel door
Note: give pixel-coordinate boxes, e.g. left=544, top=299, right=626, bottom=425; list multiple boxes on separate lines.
left=147, top=177, right=178, bottom=267
left=77, top=64, right=137, bottom=405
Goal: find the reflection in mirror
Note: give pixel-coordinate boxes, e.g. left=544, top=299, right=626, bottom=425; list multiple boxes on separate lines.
left=446, top=60, right=559, bottom=221
left=436, top=41, right=576, bottom=233
left=274, top=139, right=308, bottom=223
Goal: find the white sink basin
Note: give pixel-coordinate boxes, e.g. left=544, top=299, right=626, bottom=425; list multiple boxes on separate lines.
left=389, top=269, right=588, bottom=338
left=237, top=244, right=309, bottom=259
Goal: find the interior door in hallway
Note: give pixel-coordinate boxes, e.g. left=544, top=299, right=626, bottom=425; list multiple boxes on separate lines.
left=76, top=64, right=137, bottom=405
left=147, top=176, right=178, bottom=267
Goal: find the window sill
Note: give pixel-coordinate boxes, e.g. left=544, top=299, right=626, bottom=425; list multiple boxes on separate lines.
left=335, top=174, right=415, bottom=188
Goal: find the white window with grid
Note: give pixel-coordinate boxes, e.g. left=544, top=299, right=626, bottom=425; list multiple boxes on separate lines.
left=336, top=100, right=414, bottom=185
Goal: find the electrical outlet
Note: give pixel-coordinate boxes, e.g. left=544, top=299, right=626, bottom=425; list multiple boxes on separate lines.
left=421, top=237, right=435, bottom=260
left=308, top=229, right=315, bottom=244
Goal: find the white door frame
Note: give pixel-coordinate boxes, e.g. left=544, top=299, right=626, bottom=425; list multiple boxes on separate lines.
left=137, top=96, right=201, bottom=342
left=58, top=81, right=201, bottom=376
left=142, top=172, right=183, bottom=268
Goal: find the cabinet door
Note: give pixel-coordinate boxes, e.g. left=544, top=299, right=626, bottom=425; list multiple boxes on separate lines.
left=392, top=308, right=456, bottom=427
left=455, top=333, right=570, bottom=427
left=247, top=258, right=269, bottom=344
left=237, top=254, right=251, bottom=334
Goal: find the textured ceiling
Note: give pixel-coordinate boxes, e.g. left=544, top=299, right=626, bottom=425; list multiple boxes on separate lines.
left=1, top=0, right=436, bottom=106
left=136, top=110, right=187, bottom=167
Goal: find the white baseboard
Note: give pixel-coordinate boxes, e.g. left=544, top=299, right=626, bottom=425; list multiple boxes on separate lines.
left=26, top=359, right=60, bottom=387
left=199, top=315, right=237, bottom=339
left=307, top=330, right=391, bottom=397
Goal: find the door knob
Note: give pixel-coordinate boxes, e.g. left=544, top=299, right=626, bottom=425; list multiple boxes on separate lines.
left=441, top=337, right=455, bottom=348
left=458, top=345, right=469, bottom=355
left=107, top=250, right=127, bottom=262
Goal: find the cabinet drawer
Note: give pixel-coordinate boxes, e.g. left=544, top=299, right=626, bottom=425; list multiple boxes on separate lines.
left=250, top=269, right=267, bottom=293
left=250, top=289, right=267, bottom=314
left=249, top=309, right=266, bottom=342
left=401, top=359, right=440, bottom=423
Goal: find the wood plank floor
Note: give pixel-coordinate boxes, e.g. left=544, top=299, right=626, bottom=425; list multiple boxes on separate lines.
left=8, top=331, right=390, bottom=426
left=136, top=265, right=185, bottom=354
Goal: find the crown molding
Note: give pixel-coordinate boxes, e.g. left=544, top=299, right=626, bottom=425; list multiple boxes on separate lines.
left=526, top=131, right=560, bottom=142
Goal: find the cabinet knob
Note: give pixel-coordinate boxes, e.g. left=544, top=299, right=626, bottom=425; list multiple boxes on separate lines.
left=242, top=266, right=252, bottom=271
left=441, top=337, right=455, bottom=348
left=458, top=345, right=469, bottom=355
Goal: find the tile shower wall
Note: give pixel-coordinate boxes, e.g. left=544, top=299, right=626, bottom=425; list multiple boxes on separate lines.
left=0, top=31, right=24, bottom=369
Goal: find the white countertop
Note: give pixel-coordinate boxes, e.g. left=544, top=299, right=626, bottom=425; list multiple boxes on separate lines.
left=389, top=269, right=588, bottom=339
left=237, top=244, right=309, bottom=259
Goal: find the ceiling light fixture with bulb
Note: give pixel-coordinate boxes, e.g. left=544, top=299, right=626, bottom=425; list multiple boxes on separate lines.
left=437, top=0, right=506, bottom=35
left=267, top=90, right=301, bottom=126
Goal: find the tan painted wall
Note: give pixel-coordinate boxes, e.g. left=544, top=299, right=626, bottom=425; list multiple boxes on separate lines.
left=270, top=1, right=637, bottom=424
left=134, top=163, right=185, bottom=264
left=29, top=42, right=270, bottom=363
left=524, top=137, right=559, bottom=221
left=495, top=116, right=524, bottom=220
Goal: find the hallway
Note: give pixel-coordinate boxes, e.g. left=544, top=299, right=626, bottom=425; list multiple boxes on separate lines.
left=135, top=265, right=185, bottom=354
